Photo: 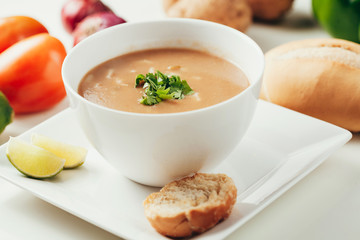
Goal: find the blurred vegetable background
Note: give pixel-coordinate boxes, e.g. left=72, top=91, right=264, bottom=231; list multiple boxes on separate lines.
left=0, top=92, right=13, bottom=134
left=0, top=16, right=66, bottom=116
left=61, top=0, right=112, bottom=32
left=0, top=16, right=48, bottom=53
left=61, top=0, right=126, bottom=46
left=312, top=0, right=360, bottom=43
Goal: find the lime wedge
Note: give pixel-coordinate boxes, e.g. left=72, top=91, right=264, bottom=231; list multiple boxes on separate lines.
left=31, top=133, right=87, bottom=169
left=6, top=137, right=65, bottom=179
left=0, top=92, right=13, bottom=134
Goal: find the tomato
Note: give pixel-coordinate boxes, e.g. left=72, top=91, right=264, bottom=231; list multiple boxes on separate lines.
left=0, top=33, right=67, bottom=113
left=0, top=16, right=48, bottom=54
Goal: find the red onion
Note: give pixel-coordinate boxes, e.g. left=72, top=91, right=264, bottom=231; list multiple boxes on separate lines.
left=61, top=0, right=111, bottom=33
left=72, top=11, right=126, bottom=46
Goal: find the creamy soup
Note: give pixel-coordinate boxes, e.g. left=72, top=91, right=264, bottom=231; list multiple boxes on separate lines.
left=78, top=48, right=249, bottom=114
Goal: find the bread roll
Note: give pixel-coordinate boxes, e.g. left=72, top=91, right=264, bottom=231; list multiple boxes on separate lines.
left=162, top=0, right=252, bottom=32
left=143, top=173, right=237, bottom=238
left=261, top=38, right=360, bottom=132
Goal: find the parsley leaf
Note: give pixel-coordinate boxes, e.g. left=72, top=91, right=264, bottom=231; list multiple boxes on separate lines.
left=135, top=70, right=194, bottom=105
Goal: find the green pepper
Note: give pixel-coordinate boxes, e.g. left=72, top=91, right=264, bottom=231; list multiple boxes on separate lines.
left=312, top=0, right=360, bottom=43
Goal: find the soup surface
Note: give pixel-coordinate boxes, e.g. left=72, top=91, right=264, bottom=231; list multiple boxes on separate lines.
left=78, top=48, right=249, bottom=114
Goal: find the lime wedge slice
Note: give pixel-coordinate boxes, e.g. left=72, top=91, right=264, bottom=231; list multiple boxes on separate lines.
left=6, top=137, right=65, bottom=179
left=0, top=92, right=13, bottom=134
left=31, top=133, right=87, bottom=169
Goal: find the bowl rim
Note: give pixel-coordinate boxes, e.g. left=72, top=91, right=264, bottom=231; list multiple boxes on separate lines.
left=62, top=18, right=265, bottom=117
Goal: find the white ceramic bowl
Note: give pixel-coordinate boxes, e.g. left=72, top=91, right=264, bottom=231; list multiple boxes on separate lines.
left=62, top=19, right=264, bottom=187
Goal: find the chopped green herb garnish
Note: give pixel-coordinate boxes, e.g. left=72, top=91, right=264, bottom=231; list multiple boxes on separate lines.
left=135, top=70, right=194, bottom=105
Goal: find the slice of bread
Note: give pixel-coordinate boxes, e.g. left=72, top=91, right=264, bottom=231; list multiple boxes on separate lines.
left=143, top=173, right=237, bottom=238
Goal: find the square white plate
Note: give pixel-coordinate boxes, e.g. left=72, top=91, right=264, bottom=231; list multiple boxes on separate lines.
left=0, top=100, right=351, bottom=240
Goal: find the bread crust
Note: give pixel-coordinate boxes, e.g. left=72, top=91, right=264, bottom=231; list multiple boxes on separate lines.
left=261, top=38, right=360, bottom=132
left=143, top=173, right=237, bottom=238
